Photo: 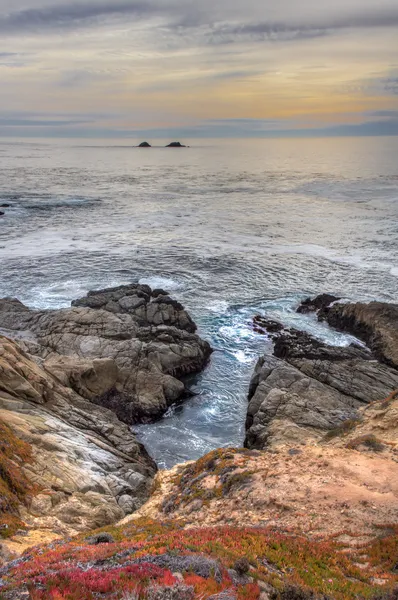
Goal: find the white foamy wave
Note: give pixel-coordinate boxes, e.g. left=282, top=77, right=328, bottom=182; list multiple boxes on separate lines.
left=390, top=267, right=398, bottom=277
left=29, top=281, right=91, bottom=309
left=139, top=276, right=182, bottom=291
left=207, top=300, right=229, bottom=314
left=219, top=324, right=256, bottom=342
left=232, top=350, right=255, bottom=364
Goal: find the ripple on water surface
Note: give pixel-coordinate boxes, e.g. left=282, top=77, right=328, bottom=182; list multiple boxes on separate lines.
left=1, top=137, right=397, bottom=467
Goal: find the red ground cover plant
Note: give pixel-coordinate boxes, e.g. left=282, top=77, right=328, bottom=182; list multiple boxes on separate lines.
left=0, top=519, right=397, bottom=599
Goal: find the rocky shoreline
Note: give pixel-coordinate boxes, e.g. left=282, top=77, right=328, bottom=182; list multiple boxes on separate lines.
left=0, top=284, right=211, bottom=542
left=246, top=295, right=398, bottom=448
left=0, top=289, right=397, bottom=599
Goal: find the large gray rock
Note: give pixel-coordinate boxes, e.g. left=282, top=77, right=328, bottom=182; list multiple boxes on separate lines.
left=245, top=323, right=398, bottom=449
left=245, top=355, right=362, bottom=448
left=0, top=284, right=212, bottom=423
left=0, top=334, right=156, bottom=536
left=274, top=329, right=398, bottom=403
left=319, top=300, right=398, bottom=370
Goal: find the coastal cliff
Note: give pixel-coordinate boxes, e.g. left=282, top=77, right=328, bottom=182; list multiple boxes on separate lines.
left=0, top=293, right=397, bottom=600
left=0, top=284, right=211, bottom=547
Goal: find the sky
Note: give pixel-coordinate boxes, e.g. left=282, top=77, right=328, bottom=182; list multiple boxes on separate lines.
left=0, top=0, right=397, bottom=138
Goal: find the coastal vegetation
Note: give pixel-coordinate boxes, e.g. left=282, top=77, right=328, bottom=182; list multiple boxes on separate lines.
left=0, top=292, right=397, bottom=599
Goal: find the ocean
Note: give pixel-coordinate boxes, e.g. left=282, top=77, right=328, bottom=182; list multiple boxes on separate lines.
left=1, top=136, right=397, bottom=468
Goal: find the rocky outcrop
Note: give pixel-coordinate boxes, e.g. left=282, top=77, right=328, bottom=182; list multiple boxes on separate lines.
left=138, top=142, right=151, bottom=147
left=166, top=142, right=186, bottom=147
left=319, top=300, right=398, bottom=369
left=273, top=329, right=398, bottom=403
left=0, top=284, right=212, bottom=541
left=246, top=315, right=398, bottom=449
left=0, top=284, right=212, bottom=423
left=245, top=354, right=362, bottom=448
left=0, top=334, right=156, bottom=538
left=297, top=293, right=340, bottom=314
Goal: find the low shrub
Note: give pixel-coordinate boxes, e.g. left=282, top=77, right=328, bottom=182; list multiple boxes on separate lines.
left=346, top=435, right=384, bottom=452
left=272, top=584, right=333, bottom=599
left=0, top=418, right=37, bottom=538
left=323, top=419, right=361, bottom=441
left=1, top=519, right=397, bottom=599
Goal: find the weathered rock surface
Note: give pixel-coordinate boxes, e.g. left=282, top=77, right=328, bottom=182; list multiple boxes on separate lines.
left=0, top=284, right=212, bottom=542
left=246, top=315, right=398, bottom=448
left=0, top=334, right=156, bottom=538
left=319, top=300, right=398, bottom=369
left=273, top=329, right=398, bottom=403
left=245, top=355, right=362, bottom=448
left=297, top=293, right=340, bottom=314
left=252, top=316, right=284, bottom=337
left=0, top=284, right=212, bottom=423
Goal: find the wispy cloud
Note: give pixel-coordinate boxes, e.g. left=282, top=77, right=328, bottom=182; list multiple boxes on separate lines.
left=1, top=1, right=398, bottom=41
left=182, top=7, right=398, bottom=46
left=0, top=0, right=397, bottom=138
left=367, top=109, right=398, bottom=118
left=0, top=1, right=170, bottom=33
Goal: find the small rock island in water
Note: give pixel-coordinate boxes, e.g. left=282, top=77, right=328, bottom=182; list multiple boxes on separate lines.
left=137, top=141, right=187, bottom=147
left=166, top=141, right=186, bottom=147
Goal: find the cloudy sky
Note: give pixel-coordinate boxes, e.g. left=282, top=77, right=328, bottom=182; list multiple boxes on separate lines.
left=0, top=0, right=397, bottom=138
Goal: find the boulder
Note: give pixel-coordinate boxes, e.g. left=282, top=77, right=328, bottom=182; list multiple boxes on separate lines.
left=138, top=142, right=151, bottom=147
left=0, top=284, right=212, bottom=423
left=252, top=316, right=284, bottom=337
left=245, top=355, right=362, bottom=448
left=274, top=329, right=398, bottom=403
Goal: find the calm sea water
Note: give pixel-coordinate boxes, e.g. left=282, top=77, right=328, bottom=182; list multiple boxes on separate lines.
left=1, top=137, right=397, bottom=467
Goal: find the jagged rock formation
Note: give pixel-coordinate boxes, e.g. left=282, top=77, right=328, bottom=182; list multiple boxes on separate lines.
left=319, top=300, right=398, bottom=369
left=0, top=334, right=156, bottom=539
left=0, top=284, right=212, bottom=541
left=245, top=354, right=361, bottom=448
left=0, top=284, right=212, bottom=423
left=246, top=302, right=398, bottom=449
left=297, top=293, right=340, bottom=314
left=273, top=330, right=398, bottom=403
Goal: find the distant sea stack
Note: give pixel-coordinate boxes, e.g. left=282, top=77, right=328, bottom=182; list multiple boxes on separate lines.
left=138, top=141, right=151, bottom=147
left=166, top=141, right=186, bottom=147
